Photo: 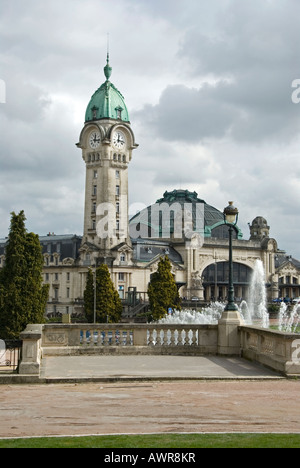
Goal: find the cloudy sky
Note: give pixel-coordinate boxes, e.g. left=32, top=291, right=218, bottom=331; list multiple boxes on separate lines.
left=1, top=0, right=300, bottom=257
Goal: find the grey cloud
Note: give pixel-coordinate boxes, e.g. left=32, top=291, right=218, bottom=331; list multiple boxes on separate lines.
left=0, top=0, right=300, bottom=259
left=135, top=64, right=300, bottom=144
left=2, top=77, right=51, bottom=123
left=179, top=0, right=300, bottom=76
left=134, top=82, right=241, bottom=143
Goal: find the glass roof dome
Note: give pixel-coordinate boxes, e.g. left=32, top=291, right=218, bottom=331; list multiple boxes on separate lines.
left=129, top=190, right=243, bottom=240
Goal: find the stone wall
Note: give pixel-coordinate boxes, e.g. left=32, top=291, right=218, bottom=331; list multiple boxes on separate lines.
left=240, top=325, right=300, bottom=375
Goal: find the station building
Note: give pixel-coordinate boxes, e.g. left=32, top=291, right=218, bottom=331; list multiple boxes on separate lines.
left=1, top=56, right=299, bottom=318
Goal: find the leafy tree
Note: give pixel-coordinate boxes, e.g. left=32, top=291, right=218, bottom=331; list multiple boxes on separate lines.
left=0, top=211, right=49, bottom=339
left=84, top=264, right=122, bottom=323
left=148, top=256, right=181, bottom=321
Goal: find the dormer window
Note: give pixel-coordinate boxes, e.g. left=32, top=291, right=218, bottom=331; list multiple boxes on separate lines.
left=115, top=106, right=123, bottom=119
left=91, top=106, right=99, bottom=119
left=120, top=253, right=126, bottom=262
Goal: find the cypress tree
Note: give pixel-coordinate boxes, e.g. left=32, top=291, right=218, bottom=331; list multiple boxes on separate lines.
left=84, top=264, right=122, bottom=323
left=83, top=268, right=95, bottom=323
left=148, top=256, right=181, bottom=321
left=0, top=211, right=49, bottom=339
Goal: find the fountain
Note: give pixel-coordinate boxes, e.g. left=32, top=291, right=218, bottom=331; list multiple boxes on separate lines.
left=278, top=302, right=288, bottom=331
left=159, top=259, right=270, bottom=328
left=247, top=259, right=269, bottom=328
left=278, top=301, right=300, bottom=333
left=158, top=302, right=224, bottom=325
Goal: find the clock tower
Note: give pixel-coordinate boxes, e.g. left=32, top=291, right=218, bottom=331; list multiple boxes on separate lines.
left=77, top=54, right=138, bottom=262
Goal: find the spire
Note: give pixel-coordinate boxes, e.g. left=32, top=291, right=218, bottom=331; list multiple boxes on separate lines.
left=104, top=53, right=112, bottom=81
left=104, top=34, right=112, bottom=81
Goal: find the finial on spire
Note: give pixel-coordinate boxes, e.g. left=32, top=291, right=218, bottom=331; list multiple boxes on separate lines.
left=104, top=33, right=112, bottom=81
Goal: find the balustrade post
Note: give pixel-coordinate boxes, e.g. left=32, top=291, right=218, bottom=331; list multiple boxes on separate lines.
left=218, top=311, right=242, bottom=356
left=19, top=324, right=43, bottom=375
left=133, top=327, right=148, bottom=346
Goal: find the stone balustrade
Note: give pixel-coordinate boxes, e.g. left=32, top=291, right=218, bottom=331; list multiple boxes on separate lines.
left=240, top=326, right=300, bottom=375
left=17, top=321, right=300, bottom=377
left=41, top=323, right=218, bottom=356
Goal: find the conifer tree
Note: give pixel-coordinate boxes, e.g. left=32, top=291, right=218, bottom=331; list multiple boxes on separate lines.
left=148, top=256, right=181, bottom=321
left=0, top=211, right=49, bottom=339
left=83, top=268, right=95, bottom=322
left=84, top=264, right=122, bottom=323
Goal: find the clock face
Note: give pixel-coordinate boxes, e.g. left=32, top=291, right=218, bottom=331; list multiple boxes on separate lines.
left=89, top=131, right=101, bottom=149
left=112, top=131, right=126, bottom=149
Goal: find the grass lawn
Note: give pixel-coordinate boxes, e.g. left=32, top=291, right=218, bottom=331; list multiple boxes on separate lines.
left=0, top=433, right=299, bottom=448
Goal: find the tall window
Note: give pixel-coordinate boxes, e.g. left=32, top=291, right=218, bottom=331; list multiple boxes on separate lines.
left=118, top=285, right=124, bottom=299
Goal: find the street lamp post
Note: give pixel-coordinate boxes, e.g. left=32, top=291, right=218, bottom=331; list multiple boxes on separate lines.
left=218, top=201, right=242, bottom=355
left=223, top=202, right=239, bottom=313
left=93, top=265, right=97, bottom=324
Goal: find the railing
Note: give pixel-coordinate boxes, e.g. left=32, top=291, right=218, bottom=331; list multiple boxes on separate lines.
left=41, top=323, right=218, bottom=355
left=80, top=328, right=133, bottom=346
left=80, top=326, right=203, bottom=346
left=0, top=340, right=22, bottom=372
left=148, top=326, right=199, bottom=346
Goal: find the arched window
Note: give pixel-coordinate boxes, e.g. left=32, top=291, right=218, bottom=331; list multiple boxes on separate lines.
left=202, top=262, right=252, bottom=301
left=120, top=253, right=126, bottom=262
left=202, top=262, right=252, bottom=284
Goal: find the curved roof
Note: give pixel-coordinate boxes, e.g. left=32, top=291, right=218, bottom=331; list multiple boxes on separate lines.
left=129, top=189, right=243, bottom=240
left=85, top=55, right=130, bottom=123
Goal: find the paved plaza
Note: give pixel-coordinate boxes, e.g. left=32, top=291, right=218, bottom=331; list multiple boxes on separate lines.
left=0, top=379, right=299, bottom=438
left=1, top=355, right=300, bottom=439
left=39, top=355, right=281, bottom=382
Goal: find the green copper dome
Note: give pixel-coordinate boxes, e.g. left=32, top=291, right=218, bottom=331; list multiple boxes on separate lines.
left=129, top=190, right=243, bottom=240
left=85, top=54, right=130, bottom=123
